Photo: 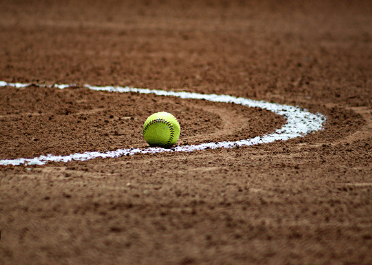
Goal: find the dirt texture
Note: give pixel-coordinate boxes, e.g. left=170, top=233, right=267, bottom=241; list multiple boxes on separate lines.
left=1, top=0, right=372, bottom=264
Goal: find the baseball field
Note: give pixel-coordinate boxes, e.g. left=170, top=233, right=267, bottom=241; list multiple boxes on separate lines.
left=1, top=0, right=372, bottom=264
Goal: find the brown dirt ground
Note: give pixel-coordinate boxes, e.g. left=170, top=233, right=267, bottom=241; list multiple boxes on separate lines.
left=1, top=0, right=372, bottom=264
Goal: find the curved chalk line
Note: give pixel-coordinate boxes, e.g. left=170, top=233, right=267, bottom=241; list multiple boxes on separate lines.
left=0, top=81, right=326, bottom=166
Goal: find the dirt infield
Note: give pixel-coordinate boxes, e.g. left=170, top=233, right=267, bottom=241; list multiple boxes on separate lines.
left=1, top=0, right=372, bottom=264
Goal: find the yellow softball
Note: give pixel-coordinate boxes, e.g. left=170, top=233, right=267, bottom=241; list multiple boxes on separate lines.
left=143, top=112, right=181, bottom=147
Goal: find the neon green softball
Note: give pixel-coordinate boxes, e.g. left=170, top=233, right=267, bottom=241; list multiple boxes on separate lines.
left=143, top=112, right=181, bottom=147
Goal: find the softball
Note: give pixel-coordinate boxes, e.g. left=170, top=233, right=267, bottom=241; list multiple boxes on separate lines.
left=143, top=112, right=181, bottom=147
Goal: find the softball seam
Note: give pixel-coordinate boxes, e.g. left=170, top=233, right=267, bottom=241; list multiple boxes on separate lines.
left=143, top=118, right=175, bottom=146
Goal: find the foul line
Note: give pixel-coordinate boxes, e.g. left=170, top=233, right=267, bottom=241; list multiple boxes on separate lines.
left=0, top=81, right=326, bottom=166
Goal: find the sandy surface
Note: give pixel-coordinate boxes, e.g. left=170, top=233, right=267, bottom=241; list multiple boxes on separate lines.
left=1, top=0, right=372, bottom=264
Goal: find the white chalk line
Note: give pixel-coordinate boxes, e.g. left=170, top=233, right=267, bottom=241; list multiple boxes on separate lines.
left=0, top=81, right=326, bottom=166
